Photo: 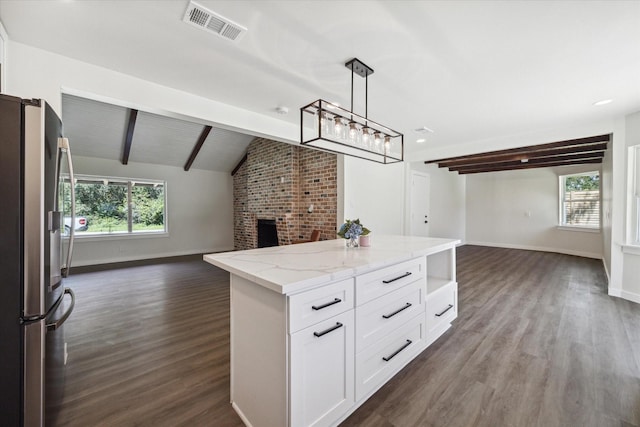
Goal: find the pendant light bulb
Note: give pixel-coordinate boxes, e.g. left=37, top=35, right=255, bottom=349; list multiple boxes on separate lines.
left=374, top=132, right=383, bottom=148
left=348, top=122, right=358, bottom=143
left=334, top=118, right=344, bottom=139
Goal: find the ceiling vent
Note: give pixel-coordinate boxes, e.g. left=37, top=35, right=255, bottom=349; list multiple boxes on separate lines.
left=183, top=1, right=247, bottom=42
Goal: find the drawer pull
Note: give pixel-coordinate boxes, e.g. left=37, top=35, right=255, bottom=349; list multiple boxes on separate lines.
left=435, top=304, right=454, bottom=317
left=312, top=298, right=342, bottom=311
left=382, top=339, right=412, bottom=362
left=313, top=322, right=343, bottom=338
left=382, top=302, right=412, bottom=319
left=382, top=271, right=412, bottom=284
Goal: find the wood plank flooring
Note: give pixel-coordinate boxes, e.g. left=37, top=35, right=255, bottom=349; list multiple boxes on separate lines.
left=55, top=246, right=640, bottom=426
left=341, top=245, right=640, bottom=427
left=56, top=256, right=243, bottom=427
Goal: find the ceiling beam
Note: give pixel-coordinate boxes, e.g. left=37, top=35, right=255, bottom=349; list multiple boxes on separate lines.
left=449, top=151, right=606, bottom=172
left=122, top=109, right=138, bottom=165
left=424, top=134, right=610, bottom=165
left=184, top=125, right=212, bottom=171
left=231, top=153, right=248, bottom=176
left=437, top=142, right=608, bottom=168
left=457, top=157, right=603, bottom=174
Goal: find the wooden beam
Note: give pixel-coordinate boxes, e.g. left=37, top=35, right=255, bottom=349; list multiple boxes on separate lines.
left=231, top=153, right=248, bottom=176
left=184, top=125, right=212, bottom=171
left=457, top=157, right=603, bottom=174
left=438, top=142, right=608, bottom=168
left=122, top=109, right=138, bottom=165
left=425, top=134, right=610, bottom=165
left=449, top=151, right=606, bottom=172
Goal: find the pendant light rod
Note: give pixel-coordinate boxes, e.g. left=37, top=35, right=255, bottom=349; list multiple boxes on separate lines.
left=365, top=72, right=368, bottom=120
left=345, top=58, right=374, bottom=120
left=351, top=63, right=354, bottom=120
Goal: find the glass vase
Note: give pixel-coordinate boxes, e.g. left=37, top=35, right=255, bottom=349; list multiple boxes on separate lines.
left=346, top=237, right=359, bottom=248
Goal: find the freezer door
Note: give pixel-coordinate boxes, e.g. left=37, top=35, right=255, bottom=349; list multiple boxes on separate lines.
left=23, top=320, right=45, bottom=427
left=23, top=288, right=75, bottom=427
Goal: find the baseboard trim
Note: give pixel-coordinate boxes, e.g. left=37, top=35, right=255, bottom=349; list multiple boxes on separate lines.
left=602, top=258, right=611, bottom=288
left=609, top=288, right=640, bottom=304
left=464, top=241, right=602, bottom=260
left=71, top=247, right=234, bottom=268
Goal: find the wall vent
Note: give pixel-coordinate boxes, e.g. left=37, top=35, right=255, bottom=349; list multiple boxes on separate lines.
left=183, top=1, right=247, bottom=42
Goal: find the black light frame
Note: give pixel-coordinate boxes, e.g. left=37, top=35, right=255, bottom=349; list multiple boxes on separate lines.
left=300, top=58, right=404, bottom=164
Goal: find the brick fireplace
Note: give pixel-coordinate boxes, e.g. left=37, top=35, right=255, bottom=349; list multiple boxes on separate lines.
left=233, top=138, right=337, bottom=250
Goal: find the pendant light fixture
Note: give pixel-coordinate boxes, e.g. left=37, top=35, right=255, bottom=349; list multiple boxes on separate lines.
left=300, top=58, right=403, bottom=164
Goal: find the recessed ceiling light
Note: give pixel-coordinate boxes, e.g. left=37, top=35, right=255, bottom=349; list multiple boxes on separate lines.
left=416, top=138, right=426, bottom=143
left=593, top=99, right=613, bottom=106
left=414, top=126, right=434, bottom=134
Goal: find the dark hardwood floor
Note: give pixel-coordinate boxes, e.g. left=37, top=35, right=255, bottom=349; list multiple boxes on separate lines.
left=56, top=246, right=640, bottom=426
left=57, top=255, right=243, bottom=427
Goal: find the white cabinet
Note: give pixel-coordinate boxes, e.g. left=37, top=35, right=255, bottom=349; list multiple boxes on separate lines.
left=355, top=313, right=425, bottom=400
left=355, top=279, right=425, bottom=352
left=426, top=282, right=457, bottom=340
left=289, top=278, right=354, bottom=333
left=219, top=240, right=459, bottom=427
left=356, top=257, right=426, bottom=305
left=425, top=246, right=458, bottom=346
left=290, top=311, right=355, bottom=427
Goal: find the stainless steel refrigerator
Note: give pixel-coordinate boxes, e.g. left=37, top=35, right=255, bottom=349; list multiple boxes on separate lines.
left=0, top=94, right=77, bottom=426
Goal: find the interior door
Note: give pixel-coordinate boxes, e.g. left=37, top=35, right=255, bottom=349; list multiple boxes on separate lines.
left=410, top=171, right=430, bottom=237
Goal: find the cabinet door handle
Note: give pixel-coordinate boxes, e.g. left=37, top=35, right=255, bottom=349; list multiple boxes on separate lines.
left=382, top=339, right=412, bottom=362
left=313, top=322, right=343, bottom=338
left=382, top=272, right=412, bottom=284
left=382, top=302, right=412, bottom=319
left=435, top=304, right=454, bottom=317
left=312, top=298, right=342, bottom=311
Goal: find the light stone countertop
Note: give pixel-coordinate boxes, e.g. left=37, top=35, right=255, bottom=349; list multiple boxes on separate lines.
left=203, top=235, right=460, bottom=295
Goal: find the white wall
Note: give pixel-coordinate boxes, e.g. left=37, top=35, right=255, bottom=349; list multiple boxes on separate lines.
left=70, top=156, right=233, bottom=266
left=407, top=162, right=466, bottom=242
left=5, top=41, right=298, bottom=143
left=0, top=20, right=7, bottom=93
left=465, top=165, right=604, bottom=259
left=610, top=111, right=640, bottom=302
left=342, top=156, right=404, bottom=235
left=601, top=137, right=614, bottom=282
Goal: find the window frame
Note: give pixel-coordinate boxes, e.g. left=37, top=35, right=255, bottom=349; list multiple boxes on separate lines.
left=64, top=174, right=168, bottom=239
left=558, top=170, right=601, bottom=231
left=629, top=145, right=640, bottom=246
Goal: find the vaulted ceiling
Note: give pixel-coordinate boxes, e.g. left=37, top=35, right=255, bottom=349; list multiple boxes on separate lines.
left=1, top=1, right=639, bottom=167
left=62, top=94, right=254, bottom=172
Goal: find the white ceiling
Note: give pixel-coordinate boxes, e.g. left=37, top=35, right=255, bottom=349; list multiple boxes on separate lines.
left=1, top=0, right=640, bottom=164
left=62, top=94, right=254, bottom=172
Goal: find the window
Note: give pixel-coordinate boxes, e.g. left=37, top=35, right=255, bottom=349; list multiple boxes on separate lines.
left=61, top=174, right=166, bottom=236
left=559, top=171, right=600, bottom=229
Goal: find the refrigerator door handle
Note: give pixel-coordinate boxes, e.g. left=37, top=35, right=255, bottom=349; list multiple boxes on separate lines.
left=46, top=288, right=75, bottom=331
left=58, top=137, right=76, bottom=278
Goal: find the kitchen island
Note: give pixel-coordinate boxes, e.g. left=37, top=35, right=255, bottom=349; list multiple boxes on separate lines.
left=204, top=235, right=460, bottom=427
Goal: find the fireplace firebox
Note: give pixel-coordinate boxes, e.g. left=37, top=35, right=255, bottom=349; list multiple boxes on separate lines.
left=257, top=219, right=278, bottom=248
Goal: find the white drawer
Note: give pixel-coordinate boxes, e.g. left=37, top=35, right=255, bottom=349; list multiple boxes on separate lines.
left=355, top=257, right=426, bottom=306
left=355, top=313, right=425, bottom=401
left=355, top=280, right=425, bottom=353
left=426, top=281, right=457, bottom=336
left=289, top=278, right=354, bottom=333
